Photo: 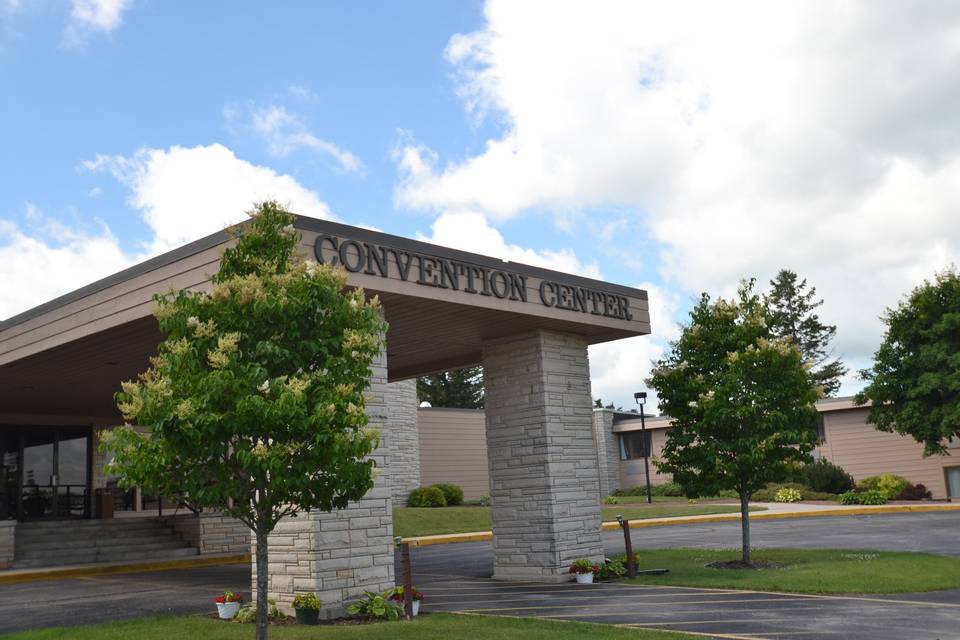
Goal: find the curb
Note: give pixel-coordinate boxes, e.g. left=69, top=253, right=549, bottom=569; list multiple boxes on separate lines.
left=404, top=504, right=960, bottom=546
left=0, top=552, right=250, bottom=585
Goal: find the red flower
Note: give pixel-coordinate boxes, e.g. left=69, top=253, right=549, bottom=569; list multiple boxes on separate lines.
left=215, top=591, right=242, bottom=604
left=389, top=586, right=424, bottom=602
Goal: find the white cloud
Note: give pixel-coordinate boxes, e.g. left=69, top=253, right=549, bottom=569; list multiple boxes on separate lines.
left=588, top=282, right=681, bottom=411
left=0, top=210, right=130, bottom=321
left=395, top=0, right=960, bottom=398
left=417, top=210, right=601, bottom=278
left=63, top=0, right=132, bottom=44
left=226, top=103, right=363, bottom=173
left=82, top=143, right=335, bottom=255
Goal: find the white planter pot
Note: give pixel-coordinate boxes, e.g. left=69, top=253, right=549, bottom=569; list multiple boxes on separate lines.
left=217, top=602, right=240, bottom=619
left=575, top=572, right=595, bottom=584
left=412, top=600, right=420, bottom=616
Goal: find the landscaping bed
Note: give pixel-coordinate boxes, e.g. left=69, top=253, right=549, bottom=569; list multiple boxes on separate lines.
left=619, top=548, right=960, bottom=593
left=1, top=612, right=688, bottom=640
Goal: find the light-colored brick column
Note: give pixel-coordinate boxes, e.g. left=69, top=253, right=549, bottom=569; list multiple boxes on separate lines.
left=592, top=410, right=621, bottom=497
left=385, top=379, right=420, bottom=505
left=254, top=346, right=395, bottom=618
left=482, top=330, right=605, bottom=582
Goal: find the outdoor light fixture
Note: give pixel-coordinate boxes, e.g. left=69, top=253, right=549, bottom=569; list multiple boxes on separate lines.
left=616, top=514, right=624, bottom=526
left=634, top=390, right=653, bottom=504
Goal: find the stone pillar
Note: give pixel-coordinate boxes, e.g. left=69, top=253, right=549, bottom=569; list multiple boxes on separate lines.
left=592, top=410, right=621, bottom=497
left=255, top=347, right=395, bottom=618
left=482, top=330, right=605, bottom=582
left=385, top=379, right=420, bottom=505
left=0, top=521, right=14, bottom=569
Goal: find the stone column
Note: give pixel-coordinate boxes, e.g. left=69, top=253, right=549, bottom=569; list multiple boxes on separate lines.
left=482, top=330, right=605, bottom=582
left=255, top=347, right=395, bottom=618
left=385, top=379, right=420, bottom=505
left=592, top=410, right=621, bottom=497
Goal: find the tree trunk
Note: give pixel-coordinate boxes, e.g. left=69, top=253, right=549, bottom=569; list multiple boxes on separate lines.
left=255, top=527, right=269, bottom=640
left=739, top=489, right=751, bottom=566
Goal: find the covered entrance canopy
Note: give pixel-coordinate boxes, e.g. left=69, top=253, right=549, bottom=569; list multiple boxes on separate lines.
left=0, top=215, right=650, bottom=608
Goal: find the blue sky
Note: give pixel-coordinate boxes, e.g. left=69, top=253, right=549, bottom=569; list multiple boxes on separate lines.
left=3, top=1, right=959, bottom=408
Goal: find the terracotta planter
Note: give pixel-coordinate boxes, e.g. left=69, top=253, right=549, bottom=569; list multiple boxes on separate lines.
left=575, top=572, right=595, bottom=584
left=216, top=602, right=240, bottom=619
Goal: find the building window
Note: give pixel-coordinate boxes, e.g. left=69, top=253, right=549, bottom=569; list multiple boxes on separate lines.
left=814, top=414, right=826, bottom=442
left=619, top=431, right=652, bottom=460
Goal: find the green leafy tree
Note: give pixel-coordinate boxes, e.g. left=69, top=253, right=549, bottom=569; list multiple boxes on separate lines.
left=417, top=366, right=484, bottom=408
left=649, top=281, right=820, bottom=564
left=766, top=269, right=847, bottom=396
left=102, top=202, right=386, bottom=640
left=855, top=268, right=960, bottom=455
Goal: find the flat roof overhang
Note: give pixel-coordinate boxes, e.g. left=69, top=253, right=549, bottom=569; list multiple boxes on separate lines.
left=0, top=216, right=649, bottom=420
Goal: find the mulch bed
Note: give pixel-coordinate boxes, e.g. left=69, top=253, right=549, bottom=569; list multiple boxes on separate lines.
left=207, top=612, right=423, bottom=626
left=706, top=560, right=785, bottom=570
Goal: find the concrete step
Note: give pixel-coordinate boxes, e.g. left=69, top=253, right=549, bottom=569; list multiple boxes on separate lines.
left=11, top=546, right=198, bottom=569
left=17, top=533, right=181, bottom=550
left=16, top=539, right=193, bottom=561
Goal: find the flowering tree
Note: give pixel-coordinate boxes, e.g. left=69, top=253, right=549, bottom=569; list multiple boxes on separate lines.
left=102, top=202, right=386, bottom=639
left=649, top=281, right=820, bottom=565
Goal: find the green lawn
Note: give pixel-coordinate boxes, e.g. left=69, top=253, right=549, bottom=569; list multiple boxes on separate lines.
left=393, top=503, right=763, bottom=538
left=621, top=548, right=960, bottom=594
left=2, top=613, right=687, bottom=640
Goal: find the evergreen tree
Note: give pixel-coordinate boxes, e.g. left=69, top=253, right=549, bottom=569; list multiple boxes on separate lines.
left=766, top=269, right=847, bottom=396
left=417, top=366, right=484, bottom=408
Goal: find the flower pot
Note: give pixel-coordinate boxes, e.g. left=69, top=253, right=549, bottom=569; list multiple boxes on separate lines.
left=412, top=600, right=420, bottom=617
left=216, top=602, right=240, bottom=619
left=295, top=608, right=320, bottom=625
left=575, top=572, right=595, bottom=584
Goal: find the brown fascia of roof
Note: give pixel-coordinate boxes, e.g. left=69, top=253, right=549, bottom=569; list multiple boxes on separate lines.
left=610, top=396, right=870, bottom=433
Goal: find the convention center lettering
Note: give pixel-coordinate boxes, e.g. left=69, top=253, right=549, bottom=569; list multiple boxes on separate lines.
left=314, top=235, right=633, bottom=321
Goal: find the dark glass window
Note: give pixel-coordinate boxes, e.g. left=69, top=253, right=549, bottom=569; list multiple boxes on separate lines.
left=619, top=431, right=652, bottom=460
left=814, top=414, right=826, bottom=442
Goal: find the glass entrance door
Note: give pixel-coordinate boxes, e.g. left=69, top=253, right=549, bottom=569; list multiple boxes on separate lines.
left=15, top=426, right=91, bottom=520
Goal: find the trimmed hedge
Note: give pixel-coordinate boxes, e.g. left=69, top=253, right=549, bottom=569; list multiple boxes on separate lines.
left=838, top=490, right=887, bottom=505
left=613, top=482, right=685, bottom=497
left=431, top=483, right=464, bottom=506
left=801, top=459, right=856, bottom=494
left=407, top=486, right=447, bottom=508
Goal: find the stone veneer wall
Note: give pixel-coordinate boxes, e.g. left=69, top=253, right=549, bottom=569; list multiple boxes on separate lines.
left=253, top=347, right=395, bottom=617
left=482, top=330, right=605, bottom=582
left=385, top=379, right=420, bottom=504
left=592, top=410, right=621, bottom=497
left=0, top=521, right=15, bottom=569
left=166, top=513, right=250, bottom=554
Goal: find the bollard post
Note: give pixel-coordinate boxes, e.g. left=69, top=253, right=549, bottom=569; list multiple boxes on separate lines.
left=617, top=515, right=636, bottom=578
left=401, top=540, right=413, bottom=619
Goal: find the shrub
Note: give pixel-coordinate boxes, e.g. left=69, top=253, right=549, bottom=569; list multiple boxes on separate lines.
left=431, top=483, right=464, bottom=506
left=478, top=495, right=491, bottom=507
left=857, top=474, right=910, bottom=500
left=292, top=593, right=322, bottom=611
left=838, top=490, right=888, bottom=505
left=612, top=482, right=685, bottom=497
left=896, top=483, right=932, bottom=501
left=596, top=559, right=626, bottom=580
left=801, top=459, right=855, bottom=494
left=233, top=599, right=282, bottom=624
left=407, top=486, right=447, bottom=508
left=774, top=487, right=803, bottom=503
left=753, top=482, right=834, bottom=502
left=601, top=496, right=619, bottom=505
left=346, top=591, right=402, bottom=620
left=568, top=559, right=600, bottom=575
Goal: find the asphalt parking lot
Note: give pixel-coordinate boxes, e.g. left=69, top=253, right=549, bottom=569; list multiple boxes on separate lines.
left=1, top=511, right=958, bottom=639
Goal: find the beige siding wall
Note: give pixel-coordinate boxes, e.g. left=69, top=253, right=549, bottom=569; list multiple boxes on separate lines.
left=618, top=428, right=673, bottom=489
left=417, top=408, right=489, bottom=500
left=818, top=407, right=957, bottom=498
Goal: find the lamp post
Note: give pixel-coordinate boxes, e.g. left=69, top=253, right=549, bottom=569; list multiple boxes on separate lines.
left=634, top=391, right=652, bottom=505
